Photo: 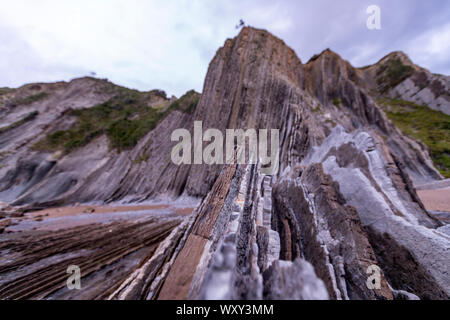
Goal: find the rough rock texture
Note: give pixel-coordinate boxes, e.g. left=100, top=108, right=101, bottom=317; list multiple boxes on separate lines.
left=0, top=78, right=194, bottom=207
left=301, top=127, right=449, bottom=299
left=0, top=28, right=443, bottom=208
left=272, top=163, right=394, bottom=300
left=1, top=27, right=449, bottom=300
left=0, top=214, right=182, bottom=300
left=360, top=51, right=450, bottom=115
left=263, top=259, right=329, bottom=300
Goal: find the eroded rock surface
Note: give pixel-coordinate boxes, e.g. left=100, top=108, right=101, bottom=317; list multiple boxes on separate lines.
left=360, top=51, right=450, bottom=115
left=0, top=27, right=449, bottom=300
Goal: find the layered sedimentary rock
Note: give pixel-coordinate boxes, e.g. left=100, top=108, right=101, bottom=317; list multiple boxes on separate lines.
left=0, top=78, right=197, bottom=207
left=0, top=212, right=183, bottom=300
left=0, top=27, right=449, bottom=300
left=0, top=28, right=443, bottom=207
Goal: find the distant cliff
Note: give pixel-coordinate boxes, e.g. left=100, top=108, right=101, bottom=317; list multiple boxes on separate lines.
left=0, top=27, right=449, bottom=300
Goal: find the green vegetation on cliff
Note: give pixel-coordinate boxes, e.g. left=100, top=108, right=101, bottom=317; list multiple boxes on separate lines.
left=12, top=92, right=49, bottom=106
left=376, top=59, right=414, bottom=93
left=0, top=111, right=39, bottom=134
left=34, top=88, right=200, bottom=153
left=0, top=87, right=11, bottom=96
left=379, top=98, right=450, bottom=178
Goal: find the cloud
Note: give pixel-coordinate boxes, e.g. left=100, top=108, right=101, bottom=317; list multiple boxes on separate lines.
left=0, top=0, right=448, bottom=96
left=0, top=20, right=88, bottom=85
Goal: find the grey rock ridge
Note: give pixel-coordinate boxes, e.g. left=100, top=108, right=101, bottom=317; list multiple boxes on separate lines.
left=0, top=27, right=449, bottom=300
left=360, top=51, right=450, bottom=115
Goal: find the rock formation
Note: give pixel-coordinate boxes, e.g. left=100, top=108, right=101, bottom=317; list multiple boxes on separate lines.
left=360, top=51, right=450, bottom=115
left=0, top=27, right=449, bottom=300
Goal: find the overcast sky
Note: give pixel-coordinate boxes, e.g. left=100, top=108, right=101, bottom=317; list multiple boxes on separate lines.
left=0, top=0, right=449, bottom=97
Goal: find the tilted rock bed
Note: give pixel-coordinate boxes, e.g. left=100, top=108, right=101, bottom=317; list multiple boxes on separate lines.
left=0, top=27, right=449, bottom=300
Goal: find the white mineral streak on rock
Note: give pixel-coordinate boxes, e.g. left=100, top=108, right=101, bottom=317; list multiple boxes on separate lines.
left=266, top=230, right=281, bottom=269
left=108, top=215, right=193, bottom=300
left=387, top=282, right=421, bottom=300
left=1, top=27, right=448, bottom=301
left=262, top=176, right=273, bottom=228
left=199, top=166, right=250, bottom=300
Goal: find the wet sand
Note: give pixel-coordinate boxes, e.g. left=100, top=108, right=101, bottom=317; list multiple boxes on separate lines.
left=7, top=203, right=195, bottom=232
left=417, top=188, right=450, bottom=212
left=27, top=204, right=192, bottom=219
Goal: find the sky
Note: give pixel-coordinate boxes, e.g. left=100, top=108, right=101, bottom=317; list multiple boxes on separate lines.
left=0, top=0, right=449, bottom=97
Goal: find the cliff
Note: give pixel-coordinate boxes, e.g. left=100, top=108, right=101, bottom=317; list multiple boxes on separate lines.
left=0, top=27, right=449, bottom=300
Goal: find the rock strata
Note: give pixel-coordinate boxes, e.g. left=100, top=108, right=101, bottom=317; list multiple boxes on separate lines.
left=0, top=27, right=449, bottom=300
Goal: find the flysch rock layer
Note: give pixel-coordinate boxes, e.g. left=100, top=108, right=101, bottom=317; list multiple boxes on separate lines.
left=0, top=27, right=449, bottom=300
left=360, top=51, right=450, bottom=115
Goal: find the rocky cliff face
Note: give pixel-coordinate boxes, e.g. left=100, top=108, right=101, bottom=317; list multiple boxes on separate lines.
left=0, top=78, right=199, bottom=207
left=0, top=27, right=449, bottom=300
left=360, top=51, right=450, bottom=115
